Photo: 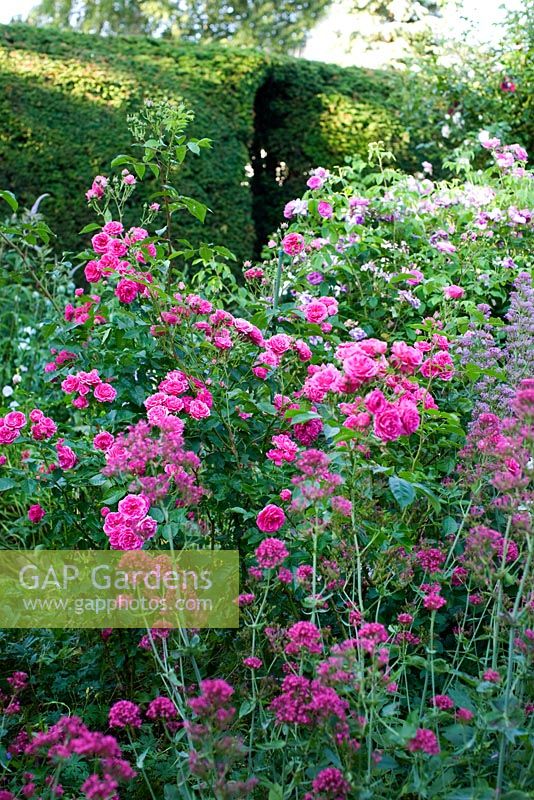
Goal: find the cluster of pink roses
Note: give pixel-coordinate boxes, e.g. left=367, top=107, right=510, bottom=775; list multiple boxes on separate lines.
left=0, top=409, right=58, bottom=447
left=64, top=290, right=105, bottom=326
left=481, top=138, right=529, bottom=175
left=0, top=411, right=28, bottom=445
left=193, top=308, right=264, bottom=351
left=300, top=295, right=338, bottom=326
left=85, top=174, right=108, bottom=201
left=253, top=333, right=312, bottom=380
left=153, top=292, right=268, bottom=356
left=61, top=369, right=117, bottom=407
left=294, top=334, right=454, bottom=442
left=43, top=348, right=77, bottom=374
left=102, top=493, right=157, bottom=550
left=84, top=221, right=157, bottom=305
left=144, top=369, right=213, bottom=426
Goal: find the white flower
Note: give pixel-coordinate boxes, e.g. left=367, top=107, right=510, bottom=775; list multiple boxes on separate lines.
left=12, top=375, right=22, bottom=385
left=2, top=386, right=14, bottom=397
left=441, top=124, right=451, bottom=139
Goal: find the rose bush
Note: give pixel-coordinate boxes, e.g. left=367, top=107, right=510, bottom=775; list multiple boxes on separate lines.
left=0, top=99, right=532, bottom=799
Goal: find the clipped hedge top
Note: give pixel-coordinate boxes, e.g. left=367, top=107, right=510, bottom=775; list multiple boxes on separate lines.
left=0, top=24, right=407, bottom=258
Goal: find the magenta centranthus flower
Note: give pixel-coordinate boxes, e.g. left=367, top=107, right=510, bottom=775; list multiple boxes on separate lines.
left=108, top=700, right=142, bottom=728
left=255, top=537, right=288, bottom=569
left=285, top=621, right=322, bottom=655
left=456, top=707, right=474, bottom=722
left=423, top=585, right=446, bottom=610
left=310, top=767, right=350, bottom=799
left=407, top=728, right=440, bottom=755
left=81, top=774, right=119, bottom=799
left=146, top=696, right=177, bottom=720
left=237, top=593, right=255, bottom=607
left=483, top=669, right=501, bottom=683
left=7, top=671, right=28, bottom=691
left=431, top=694, right=454, bottom=710
left=256, top=504, right=286, bottom=532
left=188, top=679, right=235, bottom=722
left=243, top=656, right=263, bottom=669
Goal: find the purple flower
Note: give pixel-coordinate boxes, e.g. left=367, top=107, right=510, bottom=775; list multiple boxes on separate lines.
left=306, top=271, right=324, bottom=285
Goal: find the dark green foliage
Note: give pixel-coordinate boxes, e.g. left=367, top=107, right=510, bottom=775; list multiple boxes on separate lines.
left=0, top=24, right=413, bottom=259
left=0, top=24, right=266, bottom=260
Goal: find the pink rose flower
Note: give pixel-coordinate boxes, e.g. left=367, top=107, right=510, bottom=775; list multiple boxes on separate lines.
left=138, top=516, right=158, bottom=538
left=253, top=367, right=268, bottom=380
left=28, top=504, right=45, bottom=523
left=364, top=389, right=387, bottom=414
left=306, top=175, right=324, bottom=190
left=61, top=375, right=80, bottom=394
left=398, top=401, right=420, bottom=435
left=84, top=260, right=103, bottom=283
left=266, top=334, right=292, bottom=355
left=406, top=269, right=424, bottom=285
left=107, top=238, right=128, bottom=257
left=93, top=431, right=115, bottom=451
left=294, top=339, right=312, bottom=361
left=115, top=279, right=139, bottom=304
left=391, top=341, right=423, bottom=373
left=304, top=301, right=329, bottom=324
left=94, top=383, right=117, bottom=403
left=0, top=427, right=18, bottom=444
left=102, top=220, right=124, bottom=236
left=72, top=396, right=89, bottom=409
left=91, top=232, right=110, bottom=254
left=373, top=407, right=403, bottom=441
left=256, top=504, right=286, bottom=533
left=118, top=493, right=150, bottom=521
left=189, top=399, right=211, bottom=420
left=56, top=440, right=77, bottom=469
left=282, top=232, right=305, bottom=256
left=420, top=351, right=454, bottom=381
left=317, top=201, right=333, bottom=218
left=343, top=353, right=380, bottom=383
left=4, top=411, right=26, bottom=430
left=443, top=285, right=465, bottom=299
